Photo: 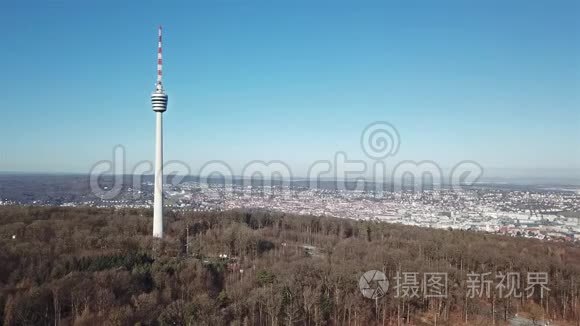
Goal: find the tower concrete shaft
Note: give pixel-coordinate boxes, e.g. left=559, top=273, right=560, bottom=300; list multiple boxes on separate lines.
left=153, top=111, right=163, bottom=238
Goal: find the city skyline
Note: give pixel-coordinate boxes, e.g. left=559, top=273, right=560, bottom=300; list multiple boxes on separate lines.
left=0, top=1, right=578, bottom=176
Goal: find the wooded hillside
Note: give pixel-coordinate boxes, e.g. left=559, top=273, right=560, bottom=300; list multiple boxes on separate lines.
left=0, top=206, right=579, bottom=325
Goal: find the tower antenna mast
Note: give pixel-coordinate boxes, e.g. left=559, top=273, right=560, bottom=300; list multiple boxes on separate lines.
left=156, top=26, right=163, bottom=91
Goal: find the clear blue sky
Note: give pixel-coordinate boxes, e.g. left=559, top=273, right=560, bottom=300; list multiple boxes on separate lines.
left=0, top=0, right=578, bottom=177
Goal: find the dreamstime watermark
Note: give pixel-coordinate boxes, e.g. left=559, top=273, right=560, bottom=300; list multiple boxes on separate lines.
left=358, top=270, right=550, bottom=300
left=89, top=121, right=484, bottom=199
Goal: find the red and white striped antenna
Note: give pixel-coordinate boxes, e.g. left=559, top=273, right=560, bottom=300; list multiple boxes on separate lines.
left=156, top=25, right=163, bottom=91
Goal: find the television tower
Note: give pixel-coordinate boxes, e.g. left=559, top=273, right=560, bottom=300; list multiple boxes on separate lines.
left=151, top=26, right=168, bottom=238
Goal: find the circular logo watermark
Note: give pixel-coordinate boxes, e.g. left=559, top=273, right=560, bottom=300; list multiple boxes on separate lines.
left=361, top=122, right=400, bottom=159
left=359, top=270, right=389, bottom=299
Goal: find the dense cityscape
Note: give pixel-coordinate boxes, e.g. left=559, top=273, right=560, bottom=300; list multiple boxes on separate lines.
left=4, top=175, right=579, bottom=242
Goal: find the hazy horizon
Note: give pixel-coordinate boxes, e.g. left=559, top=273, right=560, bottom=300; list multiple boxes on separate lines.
left=1, top=167, right=580, bottom=186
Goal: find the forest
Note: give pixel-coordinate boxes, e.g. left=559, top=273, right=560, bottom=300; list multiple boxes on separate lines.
left=1, top=205, right=580, bottom=325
